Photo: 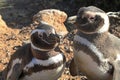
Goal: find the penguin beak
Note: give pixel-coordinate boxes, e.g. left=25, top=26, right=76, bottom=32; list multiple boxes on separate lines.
left=49, top=33, right=60, bottom=43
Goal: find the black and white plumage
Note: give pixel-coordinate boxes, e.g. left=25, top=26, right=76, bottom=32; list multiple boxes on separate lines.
left=69, top=6, right=120, bottom=80
left=2, top=23, right=66, bottom=80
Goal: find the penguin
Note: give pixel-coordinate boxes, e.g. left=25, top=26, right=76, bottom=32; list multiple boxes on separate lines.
left=2, top=23, right=66, bottom=80
left=69, top=6, right=120, bottom=80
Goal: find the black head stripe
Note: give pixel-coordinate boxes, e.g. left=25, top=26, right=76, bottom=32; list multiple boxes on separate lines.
left=36, top=23, right=55, bottom=32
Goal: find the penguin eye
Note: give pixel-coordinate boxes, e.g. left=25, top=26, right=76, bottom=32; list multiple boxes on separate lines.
left=38, top=32, right=47, bottom=39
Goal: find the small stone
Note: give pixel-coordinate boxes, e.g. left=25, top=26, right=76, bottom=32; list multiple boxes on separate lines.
left=13, top=45, right=21, bottom=50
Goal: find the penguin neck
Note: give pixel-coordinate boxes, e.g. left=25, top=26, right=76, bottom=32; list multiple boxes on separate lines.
left=76, top=31, right=109, bottom=43
left=31, top=47, right=58, bottom=60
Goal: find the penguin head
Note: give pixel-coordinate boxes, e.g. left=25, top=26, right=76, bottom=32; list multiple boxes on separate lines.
left=75, top=6, right=109, bottom=34
left=30, top=23, right=60, bottom=51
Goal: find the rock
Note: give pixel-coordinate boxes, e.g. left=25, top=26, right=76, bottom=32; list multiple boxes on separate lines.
left=0, top=15, right=19, bottom=34
left=0, top=15, right=6, bottom=26
left=67, top=16, right=77, bottom=24
left=33, top=9, right=68, bottom=36
left=0, top=15, right=8, bottom=33
left=0, top=15, right=20, bottom=70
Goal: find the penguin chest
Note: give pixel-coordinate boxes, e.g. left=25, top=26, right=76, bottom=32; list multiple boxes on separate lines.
left=74, top=50, right=112, bottom=80
left=21, top=54, right=65, bottom=80
left=21, top=64, right=64, bottom=80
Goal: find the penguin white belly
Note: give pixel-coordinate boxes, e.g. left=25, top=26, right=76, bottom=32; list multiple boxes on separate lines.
left=74, top=50, right=112, bottom=80
left=21, top=64, right=64, bottom=80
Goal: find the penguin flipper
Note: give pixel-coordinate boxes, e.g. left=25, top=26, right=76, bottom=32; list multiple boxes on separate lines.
left=113, top=60, right=120, bottom=80
left=2, top=61, right=22, bottom=80
left=69, top=58, right=78, bottom=76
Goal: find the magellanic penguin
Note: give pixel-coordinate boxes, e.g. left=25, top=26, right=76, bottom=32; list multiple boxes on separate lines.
left=2, top=22, right=66, bottom=80
left=69, top=6, right=120, bottom=80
